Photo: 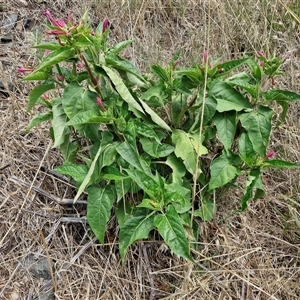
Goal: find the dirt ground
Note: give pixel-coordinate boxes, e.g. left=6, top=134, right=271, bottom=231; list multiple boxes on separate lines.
left=0, top=0, right=300, bottom=299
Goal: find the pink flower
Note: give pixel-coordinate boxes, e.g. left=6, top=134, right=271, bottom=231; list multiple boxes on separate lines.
left=17, top=67, right=33, bottom=73
left=57, top=75, right=64, bottom=81
left=102, top=19, right=110, bottom=33
left=41, top=94, right=50, bottom=100
left=265, top=151, right=275, bottom=159
left=203, top=50, right=209, bottom=64
left=44, top=10, right=66, bottom=28
left=96, top=97, right=106, bottom=111
left=44, top=50, right=51, bottom=56
left=257, top=51, right=264, bottom=57
left=45, top=29, right=66, bottom=35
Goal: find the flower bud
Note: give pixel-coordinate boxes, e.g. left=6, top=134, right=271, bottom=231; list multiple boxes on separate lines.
left=265, top=151, right=275, bottom=159
left=96, top=97, right=106, bottom=111
left=203, top=50, right=209, bottom=64
left=102, top=19, right=110, bottom=33
left=17, top=67, right=33, bottom=73
left=257, top=51, right=264, bottom=57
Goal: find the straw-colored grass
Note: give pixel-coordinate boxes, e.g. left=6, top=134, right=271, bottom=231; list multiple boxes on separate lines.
left=0, top=0, right=299, bottom=299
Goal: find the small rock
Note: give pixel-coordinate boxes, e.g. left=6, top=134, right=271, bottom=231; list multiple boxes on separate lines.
left=1, top=33, right=13, bottom=43
left=2, top=14, right=18, bottom=31
left=22, top=255, right=53, bottom=280
left=16, top=0, right=28, bottom=6
left=28, top=257, right=53, bottom=280
left=36, top=290, right=55, bottom=300
left=16, top=22, right=23, bottom=31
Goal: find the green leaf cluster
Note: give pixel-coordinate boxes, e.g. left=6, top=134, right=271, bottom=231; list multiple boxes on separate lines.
left=24, top=11, right=300, bottom=263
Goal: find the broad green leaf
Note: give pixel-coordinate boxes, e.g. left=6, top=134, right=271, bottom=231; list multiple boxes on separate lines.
left=262, top=89, right=300, bottom=102
left=62, top=82, right=99, bottom=119
left=26, top=111, right=52, bottom=131
left=164, top=183, right=191, bottom=213
left=209, top=153, right=240, bottom=190
left=172, top=130, right=197, bottom=175
left=115, top=177, right=132, bottom=201
left=276, top=101, right=289, bottom=125
left=165, top=153, right=186, bottom=184
left=27, top=83, right=55, bottom=112
left=263, top=159, right=300, bottom=169
left=98, top=143, right=118, bottom=169
left=139, top=99, right=171, bottom=131
left=87, top=185, right=115, bottom=244
left=32, top=42, right=61, bottom=50
left=193, top=95, right=217, bottom=125
left=54, top=164, right=89, bottom=183
left=102, top=66, right=145, bottom=113
left=240, top=169, right=260, bottom=211
left=216, top=57, right=250, bottom=77
left=137, top=199, right=161, bottom=211
left=188, top=131, right=208, bottom=156
left=110, top=39, right=134, bottom=54
left=105, top=53, right=145, bottom=82
left=23, top=71, right=49, bottom=81
left=119, top=209, right=156, bottom=262
left=59, top=134, right=77, bottom=163
left=141, top=84, right=168, bottom=107
left=116, top=142, right=142, bottom=171
left=226, top=72, right=257, bottom=96
left=125, top=169, right=161, bottom=198
left=194, top=199, right=215, bottom=221
left=154, top=205, right=193, bottom=262
left=133, top=119, right=160, bottom=142
left=33, top=46, right=75, bottom=73
left=238, top=132, right=257, bottom=166
left=172, top=94, right=188, bottom=126
left=67, top=110, right=114, bottom=126
left=209, top=81, right=252, bottom=112
left=239, top=105, right=273, bottom=157
left=140, top=138, right=174, bottom=158
left=74, top=143, right=105, bottom=203
left=102, top=166, right=129, bottom=181
left=213, top=111, right=236, bottom=149
left=52, top=98, right=68, bottom=148
left=151, top=64, right=169, bottom=81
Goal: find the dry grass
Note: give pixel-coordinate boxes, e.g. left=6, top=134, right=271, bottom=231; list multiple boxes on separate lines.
left=0, top=0, right=300, bottom=299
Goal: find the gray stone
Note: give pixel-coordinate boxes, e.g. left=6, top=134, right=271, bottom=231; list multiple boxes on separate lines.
left=36, top=290, right=55, bottom=300
left=28, top=257, right=53, bottom=280
left=1, top=33, right=12, bottom=42
left=2, top=14, right=18, bottom=31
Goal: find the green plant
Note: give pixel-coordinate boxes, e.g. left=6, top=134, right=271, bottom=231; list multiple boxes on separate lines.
left=21, top=10, right=300, bottom=262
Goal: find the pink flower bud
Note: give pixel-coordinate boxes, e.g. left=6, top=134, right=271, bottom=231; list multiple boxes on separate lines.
left=41, top=94, right=50, bottom=100
left=44, top=50, right=51, bottom=56
left=265, top=151, right=275, bottom=159
left=17, top=67, right=33, bottom=73
left=57, top=75, right=64, bottom=81
left=257, top=51, right=264, bottom=57
left=260, top=61, right=265, bottom=67
left=102, top=19, right=110, bottom=33
left=45, top=29, right=66, bottom=35
left=96, top=97, right=106, bottom=111
left=44, top=10, right=66, bottom=28
left=203, top=50, right=209, bottom=64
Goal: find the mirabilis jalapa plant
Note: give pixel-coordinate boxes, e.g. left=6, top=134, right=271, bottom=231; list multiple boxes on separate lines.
left=21, top=10, right=300, bottom=262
